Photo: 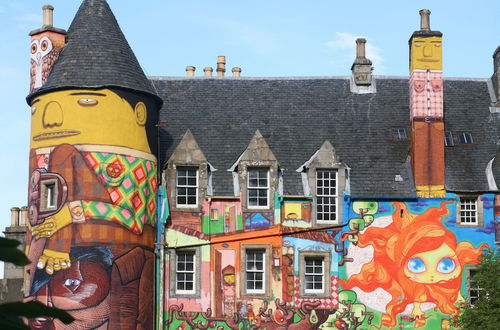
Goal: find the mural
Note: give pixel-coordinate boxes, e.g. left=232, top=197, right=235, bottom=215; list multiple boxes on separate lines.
left=341, top=200, right=492, bottom=329
left=26, top=88, right=157, bottom=329
left=30, top=31, right=65, bottom=93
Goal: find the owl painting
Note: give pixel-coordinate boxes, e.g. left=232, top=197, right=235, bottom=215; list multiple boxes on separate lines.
left=30, top=32, right=65, bottom=93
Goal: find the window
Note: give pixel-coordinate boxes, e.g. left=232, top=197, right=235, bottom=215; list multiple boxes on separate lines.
left=459, top=198, right=478, bottom=225
left=247, top=168, right=269, bottom=208
left=176, top=166, right=198, bottom=207
left=304, top=257, right=325, bottom=293
left=316, top=169, right=338, bottom=223
left=392, top=128, right=407, bottom=140
left=210, top=208, right=219, bottom=221
left=299, top=251, right=331, bottom=298
left=40, top=179, right=58, bottom=211
left=468, top=268, right=481, bottom=305
left=175, top=251, right=196, bottom=294
left=245, top=249, right=266, bottom=295
left=444, top=131, right=454, bottom=146
left=458, top=132, right=473, bottom=144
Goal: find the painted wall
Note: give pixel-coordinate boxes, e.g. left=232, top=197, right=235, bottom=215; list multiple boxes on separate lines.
left=26, top=88, right=158, bottom=329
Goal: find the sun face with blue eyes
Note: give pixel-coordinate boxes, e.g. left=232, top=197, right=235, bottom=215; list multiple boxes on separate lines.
left=404, top=243, right=461, bottom=284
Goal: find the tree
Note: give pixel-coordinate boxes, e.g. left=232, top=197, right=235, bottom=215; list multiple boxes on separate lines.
left=0, top=237, right=73, bottom=329
left=457, top=249, right=500, bottom=330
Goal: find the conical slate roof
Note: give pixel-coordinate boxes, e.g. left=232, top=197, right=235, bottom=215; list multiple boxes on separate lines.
left=27, top=0, right=161, bottom=105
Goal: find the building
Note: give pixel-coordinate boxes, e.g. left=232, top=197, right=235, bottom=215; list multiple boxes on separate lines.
left=21, top=1, right=498, bottom=329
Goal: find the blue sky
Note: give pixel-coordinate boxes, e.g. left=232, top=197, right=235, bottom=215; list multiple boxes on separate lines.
left=0, top=0, right=499, bottom=274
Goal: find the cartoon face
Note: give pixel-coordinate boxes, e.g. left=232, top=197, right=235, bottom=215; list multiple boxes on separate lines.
left=30, top=259, right=110, bottom=329
left=404, top=242, right=461, bottom=284
left=30, top=89, right=151, bottom=153
left=410, top=36, right=442, bottom=71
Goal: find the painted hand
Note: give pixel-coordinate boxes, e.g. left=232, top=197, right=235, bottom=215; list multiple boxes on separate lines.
left=37, top=249, right=71, bottom=275
left=31, top=205, right=72, bottom=238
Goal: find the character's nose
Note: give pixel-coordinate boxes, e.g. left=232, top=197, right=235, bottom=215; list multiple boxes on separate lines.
left=43, top=101, right=63, bottom=128
left=423, top=45, right=433, bottom=57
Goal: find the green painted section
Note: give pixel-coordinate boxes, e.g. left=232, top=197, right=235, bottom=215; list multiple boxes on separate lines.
left=236, top=215, right=243, bottom=231
left=201, top=215, right=224, bottom=235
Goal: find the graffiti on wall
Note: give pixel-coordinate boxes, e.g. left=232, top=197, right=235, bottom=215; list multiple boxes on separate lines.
left=30, top=31, right=65, bottom=93
left=26, top=88, right=157, bottom=328
left=341, top=200, right=490, bottom=328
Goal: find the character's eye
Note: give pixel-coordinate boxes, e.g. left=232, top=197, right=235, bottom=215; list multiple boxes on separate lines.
left=31, top=43, right=38, bottom=54
left=64, top=278, right=82, bottom=292
left=407, top=257, right=426, bottom=273
left=415, top=43, right=422, bottom=47
left=435, top=43, right=441, bottom=47
left=41, top=40, right=48, bottom=51
left=437, top=258, right=455, bottom=274
left=77, top=98, right=98, bottom=106
left=31, top=106, right=37, bottom=115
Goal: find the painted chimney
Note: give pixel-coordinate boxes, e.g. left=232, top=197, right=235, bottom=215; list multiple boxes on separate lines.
left=232, top=67, right=242, bottom=77
left=217, top=56, right=226, bottom=77
left=492, top=46, right=500, bottom=107
left=204, top=67, right=213, bottom=77
left=409, top=9, right=445, bottom=198
left=42, top=5, right=54, bottom=27
left=351, top=38, right=373, bottom=86
left=29, top=5, right=66, bottom=93
left=186, top=66, right=196, bottom=77
left=10, top=207, right=20, bottom=226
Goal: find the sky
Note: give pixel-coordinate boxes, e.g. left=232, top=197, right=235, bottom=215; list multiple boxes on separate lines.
left=0, top=0, right=499, bottom=275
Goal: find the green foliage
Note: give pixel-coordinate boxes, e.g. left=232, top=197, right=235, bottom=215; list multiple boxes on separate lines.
left=457, top=249, right=500, bottom=330
left=0, top=237, right=74, bottom=329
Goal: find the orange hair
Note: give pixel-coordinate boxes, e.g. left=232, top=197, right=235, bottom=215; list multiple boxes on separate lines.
left=340, top=202, right=488, bottom=327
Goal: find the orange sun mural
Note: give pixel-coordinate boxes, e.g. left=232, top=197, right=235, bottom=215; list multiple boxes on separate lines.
left=341, top=202, right=489, bottom=328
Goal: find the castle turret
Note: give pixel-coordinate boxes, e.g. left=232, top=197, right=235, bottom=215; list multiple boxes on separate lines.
left=409, top=9, right=445, bottom=198
left=25, top=1, right=161, bottom=328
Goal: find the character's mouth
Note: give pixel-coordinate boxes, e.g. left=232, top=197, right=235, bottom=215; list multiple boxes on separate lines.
left=31, top=317, right=52, bottom=328
left=417, top=59, right=439, bottom=62
left=33, top=130, right=81, bottom=141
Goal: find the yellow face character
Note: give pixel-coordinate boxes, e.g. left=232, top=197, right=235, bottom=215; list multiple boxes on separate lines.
left=30, top=89, right=151, bottom=153
left=404, top=242, right=461, bottom=284
left=410, top=36, right=442, bottom=71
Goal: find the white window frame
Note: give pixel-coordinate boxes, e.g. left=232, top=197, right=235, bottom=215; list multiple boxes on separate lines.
left=247, top=167, right=269, bottom=209
left=467, top=268, right=482, bottom=305
left=244, top=248, right=266, bottom=295
left=175, top=250, right=196, bottom=295
left=304, top=256, right=325, bottom=294
left=316, top=169, right=338, bottom=224
left=299, top=250, right=331, bottom=298
left=458, top=197, right=478, bottom=225
left=176, top=166, right=198, bottom=208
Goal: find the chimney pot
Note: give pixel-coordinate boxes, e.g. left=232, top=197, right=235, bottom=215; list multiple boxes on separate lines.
left=185, top=66, right=196, bottom=77
left=204, top=67, right=213, bottom=77
left=42, top=5, right=54, bottom=27
left=232, top=67, right=242, bottom=77
left=419, top=9, right=431, bottom=32
left=217, top=56, right=226, bottom=77
left=10, top=207, right=20, bottom=226
left=20, top=206, right=28, bottom=226
left=356, top=38, right=367, bottom=58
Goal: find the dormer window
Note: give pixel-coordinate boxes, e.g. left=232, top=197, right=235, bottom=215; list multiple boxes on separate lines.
left=316, top=169, right=338, bottom=223
left=458, top=132, right=473, bottom=145
left=444, top=131, right=454, bottom=146
left=176, top=166, right=198, bottom=207
left=392, top=128, right=407, bottom=140
left=247, top=168, right=269, bottom=209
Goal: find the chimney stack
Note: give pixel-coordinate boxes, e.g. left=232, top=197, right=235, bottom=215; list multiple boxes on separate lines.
left=217, top=56, right=226, bottom=77
left=232, top=67, right=241, bottom=77
left=204, top=67, right=213, bottom=77
left=20, top=206, right=28, bottom=226
left=10, top=207, right=20, bottom=226
left=351, top=38, right=373, bottom=86
left=42, top=5, right=54, bottom=27
left=419, top=9, right=431, bottom=32
left=185, top=66, right=196, bottom=77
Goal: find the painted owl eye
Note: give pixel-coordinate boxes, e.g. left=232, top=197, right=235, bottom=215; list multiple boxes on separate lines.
left=437, top=258, right=455, bottom=274
left=407, top=257, right=426, bottom=273
left=77, top=98, right=98, bottom=106
left=41, top=40, right=48, bottom=51
left=31, top=43, right=38, bottom=54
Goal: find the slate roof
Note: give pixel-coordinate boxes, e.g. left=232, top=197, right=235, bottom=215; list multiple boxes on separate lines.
left=153, top=76, right=497, bottom=197
left=27, top=0, right=161, bottom=105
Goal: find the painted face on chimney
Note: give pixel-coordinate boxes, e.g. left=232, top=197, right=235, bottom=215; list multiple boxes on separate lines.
left=410, top=36, right=442, bottom=71
left=30, top=89, right=151, bottom=153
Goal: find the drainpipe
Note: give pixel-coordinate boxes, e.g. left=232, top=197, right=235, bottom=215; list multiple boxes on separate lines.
left=156, top=184, right=170, bottom=329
